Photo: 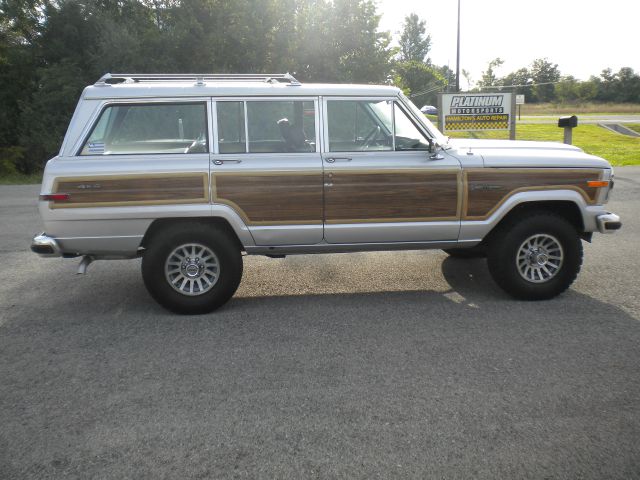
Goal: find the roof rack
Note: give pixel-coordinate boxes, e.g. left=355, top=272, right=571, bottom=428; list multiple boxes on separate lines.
left=95, top=73, right=301, bottom=86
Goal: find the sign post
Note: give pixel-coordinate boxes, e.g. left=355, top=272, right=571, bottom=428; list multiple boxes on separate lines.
left=516, top=94, right=525, bottom=121
left=438, top=92, right=516, bottom=139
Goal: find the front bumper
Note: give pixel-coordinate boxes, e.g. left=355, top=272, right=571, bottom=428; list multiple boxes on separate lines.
left=596, top=213, right=622, bottom=234
left=31, top=233, right=62, bottom=257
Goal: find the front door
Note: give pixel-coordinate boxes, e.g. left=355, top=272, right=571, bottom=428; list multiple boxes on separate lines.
left=322, top=98, right=461, bottom=244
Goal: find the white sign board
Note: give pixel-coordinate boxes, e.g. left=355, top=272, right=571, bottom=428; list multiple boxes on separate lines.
left=516, top=94, right=525, bottom=105
left=440, top=93, right=513, bottom=132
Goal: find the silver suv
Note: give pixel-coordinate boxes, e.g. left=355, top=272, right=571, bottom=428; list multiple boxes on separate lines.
left=31, top=73, right=621, bottom=314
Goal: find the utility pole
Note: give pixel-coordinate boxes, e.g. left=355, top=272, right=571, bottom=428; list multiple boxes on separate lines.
left=456, top=0, right=461, bottom=92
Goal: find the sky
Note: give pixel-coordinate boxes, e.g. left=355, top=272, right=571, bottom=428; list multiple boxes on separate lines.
left=376, top=0, right=640, bottom=87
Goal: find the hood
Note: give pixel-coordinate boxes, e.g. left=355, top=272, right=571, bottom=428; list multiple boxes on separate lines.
left=447, top=138, right=611, bottom=169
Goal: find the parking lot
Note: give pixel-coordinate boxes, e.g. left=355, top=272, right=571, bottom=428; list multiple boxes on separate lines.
left=1, top=167, right=639, bottom=479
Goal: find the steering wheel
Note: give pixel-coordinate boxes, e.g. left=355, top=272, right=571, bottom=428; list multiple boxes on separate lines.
left=361, top=125, right=381, bottom=150
left=185, top=133, right=207, bottom=154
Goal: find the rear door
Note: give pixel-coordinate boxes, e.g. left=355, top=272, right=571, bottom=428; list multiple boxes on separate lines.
left=322, top=97, right=461, bottom=244
left=211, top=97, right=323, bottom=245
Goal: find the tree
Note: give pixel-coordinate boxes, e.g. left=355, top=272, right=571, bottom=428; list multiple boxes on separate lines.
left=501, top=67, right=532, bottom=98
left=530, top=58, right=560, bottom=102
left=393, top=61, right=445, bottom=104
left=477, top=57, right=503, bottom=89
left=398, top=13, right=431, bottom=63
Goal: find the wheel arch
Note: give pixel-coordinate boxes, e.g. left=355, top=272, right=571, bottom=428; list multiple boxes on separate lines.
left=491, top=200, right=585, bottom=236
left=140, top=217, right=246, bottom=253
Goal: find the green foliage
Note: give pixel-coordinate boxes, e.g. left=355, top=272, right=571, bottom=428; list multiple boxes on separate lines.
left=0, top=0, right=397, bottom=172
left=0, top=146, right=23, bottom=175
left=501, top=67, right=531, bottom=97
left=477, top=57, right=503, bottom=89
left=393, top=61, right=445, bottom=104
left=529, top=58, right=560, bottom=102
left=554, top=76, right=597, bottom=103
left=398, top=13, right=431, bottom=63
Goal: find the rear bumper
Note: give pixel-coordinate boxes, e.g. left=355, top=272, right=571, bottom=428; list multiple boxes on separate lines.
left=31, top=233, right=62, bottom=257
left=596, top=213, right=622, bottom=233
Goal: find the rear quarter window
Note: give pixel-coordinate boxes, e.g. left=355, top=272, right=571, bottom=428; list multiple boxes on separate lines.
left=80, top=102, right=208, bottom=155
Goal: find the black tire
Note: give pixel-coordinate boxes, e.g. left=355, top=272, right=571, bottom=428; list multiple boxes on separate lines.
left=443, top=246, right=486, bottom=259
left=141, top=222, right=243, bottom=314
left=487, top=212, right=582, bottom=300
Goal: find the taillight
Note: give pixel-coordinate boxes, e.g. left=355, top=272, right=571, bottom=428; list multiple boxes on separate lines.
left=40, top=193, right=70, bottom=201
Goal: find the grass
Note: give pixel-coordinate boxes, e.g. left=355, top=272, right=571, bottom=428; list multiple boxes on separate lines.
left=447, top=124, right=640, bottom=166
left=520, top=102, right=640, bottom=115
left=0, top=172, right=43, bottom=185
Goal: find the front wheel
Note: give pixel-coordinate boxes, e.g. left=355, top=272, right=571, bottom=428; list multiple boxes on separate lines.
left=142, top=223, right=243, bottom=314
left=487, top=213, right=583, bottom=300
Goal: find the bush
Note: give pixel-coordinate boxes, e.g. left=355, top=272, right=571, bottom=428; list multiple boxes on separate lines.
left=0, top=146, right=24, bottom=176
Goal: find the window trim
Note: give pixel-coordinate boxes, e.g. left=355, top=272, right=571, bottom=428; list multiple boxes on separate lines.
left=75, top=100, right=210, bottom=157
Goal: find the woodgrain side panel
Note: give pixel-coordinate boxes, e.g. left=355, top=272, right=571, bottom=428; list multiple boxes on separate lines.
left=325, top=170, right=460, bottom=223
left=214, top=173, right=323, bottom=225
left=464, top=169, right=602, bottom=219
left=52, top=173, right=209, bottom=208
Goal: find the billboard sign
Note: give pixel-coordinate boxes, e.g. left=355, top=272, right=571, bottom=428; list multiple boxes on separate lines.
left=439, top=93, right=514, bottom=132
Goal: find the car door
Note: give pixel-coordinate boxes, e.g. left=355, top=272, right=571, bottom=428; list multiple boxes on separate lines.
left=321, top=97, right=462, bottom=244
left=210, top=97, right=323, bottom=245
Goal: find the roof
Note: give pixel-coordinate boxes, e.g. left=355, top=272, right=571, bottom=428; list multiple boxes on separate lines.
left=82, top=73, right=401, bottom=100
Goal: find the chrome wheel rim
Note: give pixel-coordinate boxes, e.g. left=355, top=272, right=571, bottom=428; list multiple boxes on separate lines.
left=516, top=234, right=564, bottom=284
left=165, top=243, right=220, bottom=296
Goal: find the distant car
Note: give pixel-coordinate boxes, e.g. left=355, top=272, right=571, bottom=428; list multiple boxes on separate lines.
left=420, top=105, right=437, bottom=115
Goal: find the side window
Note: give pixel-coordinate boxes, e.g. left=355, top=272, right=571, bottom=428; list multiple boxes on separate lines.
left=327, top=100, right=393, bottom=152
left=217, top=101, right=246, bottom=154
left=394, top=103, right=431, bottom=151
left=80, top=103, right=208, bottom=155
left=246, top=100, right=316, bottom=153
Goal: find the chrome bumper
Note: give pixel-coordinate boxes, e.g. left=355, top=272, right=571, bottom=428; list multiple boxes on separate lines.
left=31, top=233, right=62, bottom=257
left=596, top=213, right=622, bottom=234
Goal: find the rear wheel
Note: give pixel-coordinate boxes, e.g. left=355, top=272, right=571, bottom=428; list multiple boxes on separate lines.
left=487, top=213, right=582, bottom=300
left=142, top=223, right=243, bottom=314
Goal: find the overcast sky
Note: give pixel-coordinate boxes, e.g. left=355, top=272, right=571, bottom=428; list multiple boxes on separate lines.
left=376, top=0, right=640, bottom=87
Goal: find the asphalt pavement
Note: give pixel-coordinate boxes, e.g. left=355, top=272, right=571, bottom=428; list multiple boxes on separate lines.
left=1, top=168, right=639, bottom=479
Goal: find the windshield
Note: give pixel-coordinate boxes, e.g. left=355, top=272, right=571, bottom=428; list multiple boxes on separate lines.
left=398, top=92, right=449, bottom=147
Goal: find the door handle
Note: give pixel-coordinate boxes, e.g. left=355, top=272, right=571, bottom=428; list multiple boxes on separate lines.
left=325, top=157, right=352, bottom=163
left=212, top=158, right=242, bottom=165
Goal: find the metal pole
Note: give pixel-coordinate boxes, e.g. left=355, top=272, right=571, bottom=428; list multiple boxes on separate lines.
left=563, top=128, right=573, bottom=145
left=509, top=93, right=516, bottom=140
left=456, top=0, right=461, bottom=92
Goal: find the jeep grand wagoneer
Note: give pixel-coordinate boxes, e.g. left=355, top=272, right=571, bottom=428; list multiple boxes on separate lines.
left=31, top=73, right=621, bottom=314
